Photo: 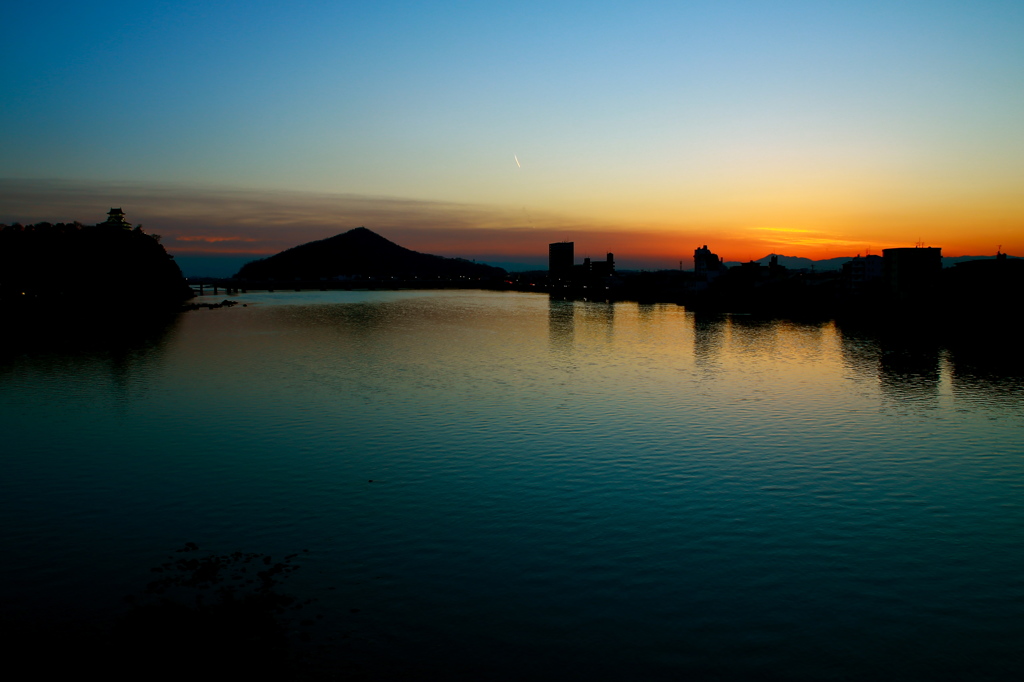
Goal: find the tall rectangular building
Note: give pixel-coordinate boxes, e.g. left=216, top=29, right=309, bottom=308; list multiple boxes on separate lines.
left=549, top=242, right=574, bottom=277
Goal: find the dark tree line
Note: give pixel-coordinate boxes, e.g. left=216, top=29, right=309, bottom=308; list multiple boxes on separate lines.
left=0, top=219, right=192, bottom=309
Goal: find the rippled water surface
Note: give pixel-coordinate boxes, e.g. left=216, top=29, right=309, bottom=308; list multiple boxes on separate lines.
left=3, top=290, right=1023, bottom=679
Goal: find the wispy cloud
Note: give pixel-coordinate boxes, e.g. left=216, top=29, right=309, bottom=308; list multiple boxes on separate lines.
left=742, top=224, right=893, bottom=254
left=1, top=178, right=921, bottom=268
left=173, top=235, right=259, bottom=243
left=0, top=178, right=640, bottom=261
left=749, top=227, right=819, bottom=234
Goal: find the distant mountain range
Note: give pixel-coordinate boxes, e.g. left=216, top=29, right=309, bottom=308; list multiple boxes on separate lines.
left=722, top=255, right=853, bottom=271
left=723, top=253, right=1018, bottom=271
left=235, top=227, right=506, bottom=280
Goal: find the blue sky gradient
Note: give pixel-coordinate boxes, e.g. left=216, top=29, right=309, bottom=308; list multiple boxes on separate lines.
left=4, top=1, right=1023, bottom=274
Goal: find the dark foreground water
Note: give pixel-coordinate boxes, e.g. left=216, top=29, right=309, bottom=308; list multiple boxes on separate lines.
left=2, top=290, right=1023, bottom=679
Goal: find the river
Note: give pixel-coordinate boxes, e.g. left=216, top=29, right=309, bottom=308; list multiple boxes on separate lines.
left=2, top=290, right=1022, bottom=679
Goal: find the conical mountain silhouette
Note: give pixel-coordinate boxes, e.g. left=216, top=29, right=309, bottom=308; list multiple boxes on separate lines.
left=235, top=227, right=504, bottom=280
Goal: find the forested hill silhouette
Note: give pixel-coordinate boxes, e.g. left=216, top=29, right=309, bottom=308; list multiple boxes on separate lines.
left=235, top=227, right=506, bottom=280
left=1, top=212, right=192, bottom=310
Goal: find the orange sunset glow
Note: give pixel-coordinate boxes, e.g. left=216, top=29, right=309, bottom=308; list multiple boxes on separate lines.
left=2, top=2, right=1022, bottom=276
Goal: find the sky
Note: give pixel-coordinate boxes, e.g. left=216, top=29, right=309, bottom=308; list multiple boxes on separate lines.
left=2, top=1, right=1022, bottom=275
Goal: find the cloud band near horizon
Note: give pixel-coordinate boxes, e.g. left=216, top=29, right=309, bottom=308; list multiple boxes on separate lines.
left=1, top=179, right=1013, bottom=274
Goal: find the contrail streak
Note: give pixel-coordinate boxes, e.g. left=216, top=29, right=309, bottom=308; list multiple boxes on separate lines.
left=514, top=154, right=521, bottom=168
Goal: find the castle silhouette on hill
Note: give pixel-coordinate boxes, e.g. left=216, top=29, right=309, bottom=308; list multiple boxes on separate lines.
left=0, top=209, right=192, bottom=309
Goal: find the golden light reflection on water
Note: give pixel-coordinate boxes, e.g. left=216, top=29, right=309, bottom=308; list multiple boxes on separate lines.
left=4, top=290, right=1024, bottom=680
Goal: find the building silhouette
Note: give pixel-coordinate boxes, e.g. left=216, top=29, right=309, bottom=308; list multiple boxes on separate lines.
left=548, top=242, right=616, bottom=286
left=549, top=242, right=574, bottom=278
left=583, top=253, right=615, bottom=277
left=694, top=245, right=724, bottom=281
left=842, top=254, right=883, bottom=292
left=883, top=247, right=942, bottom=301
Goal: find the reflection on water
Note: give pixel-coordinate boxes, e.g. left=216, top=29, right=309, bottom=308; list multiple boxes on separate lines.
left=0, top=312, right=181, bottom=404
left=692, top=311, right=727, bottom=374
left=838, top=324, right=945, bottom=407
left=547, top=298, right=575, bottom=357
left=2, top=290, right=1024, bottom=680
left=947, top=342, right=1024, bottom=412
left=836, top=318, right=1024, bottom=413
